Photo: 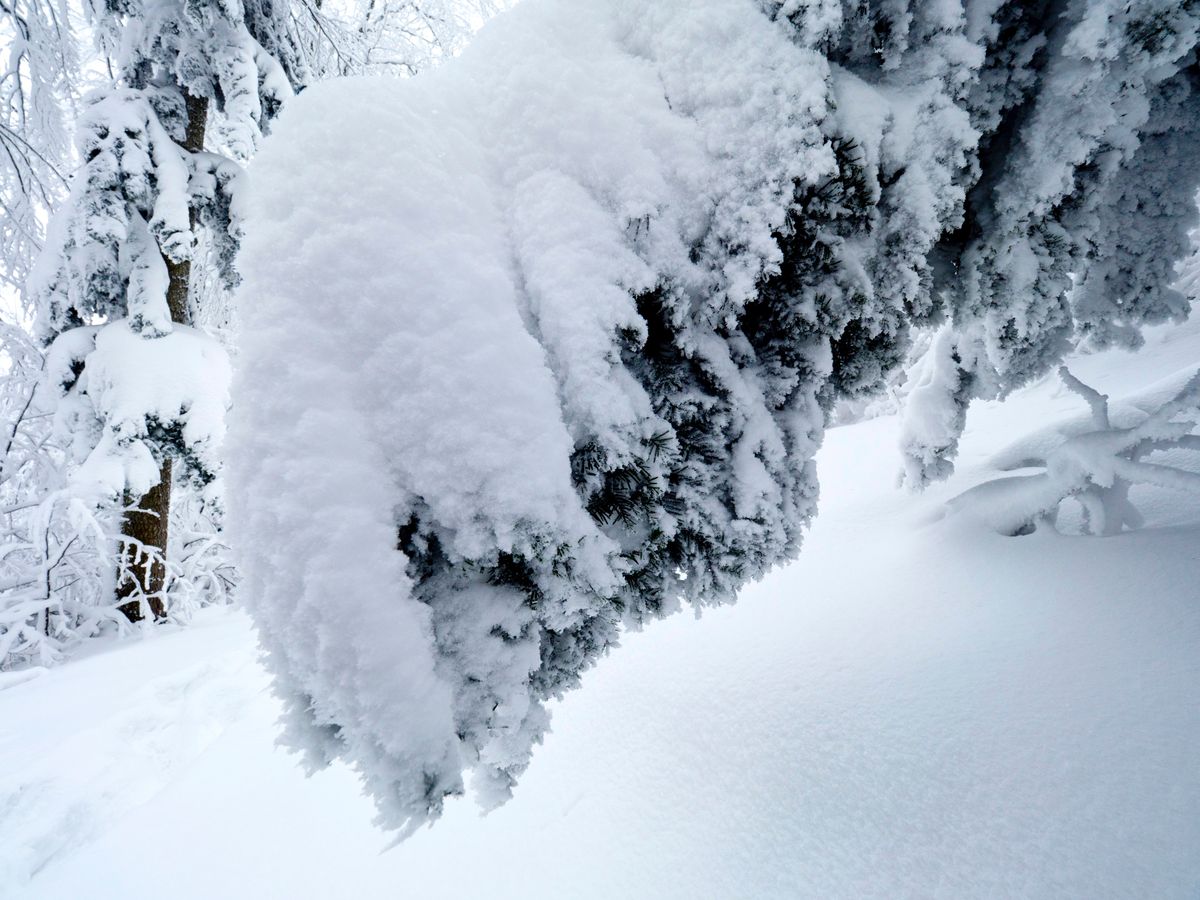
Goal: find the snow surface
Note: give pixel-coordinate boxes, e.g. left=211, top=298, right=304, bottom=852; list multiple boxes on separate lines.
left=3, top=322, right=1199, bottom=897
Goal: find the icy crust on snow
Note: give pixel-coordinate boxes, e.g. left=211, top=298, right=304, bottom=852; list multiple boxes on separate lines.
left=231, top=0, right=843, bottom=832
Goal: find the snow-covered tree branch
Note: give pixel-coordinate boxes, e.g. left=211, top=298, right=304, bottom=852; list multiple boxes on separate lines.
left=900, top=1, right=1200, bottom=484
left=0, top=0, right=80, bottom=299
left=949, top=365, right=1200, bottom=537
left=228, top=0, right=1200, bottom=835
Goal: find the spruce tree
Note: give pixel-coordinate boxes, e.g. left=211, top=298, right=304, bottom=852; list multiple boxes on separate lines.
left=28, top=0, right=304, bottom=619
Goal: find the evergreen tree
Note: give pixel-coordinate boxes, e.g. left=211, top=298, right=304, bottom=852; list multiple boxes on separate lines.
left=905, top=0, right=1200, bottom=483
left=27, top=0, right=303, bottom=619
left=230, top=0, right=1200, bottom=833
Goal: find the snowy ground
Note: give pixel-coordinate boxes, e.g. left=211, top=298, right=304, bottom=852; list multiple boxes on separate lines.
left=2, top=321, right=1198, bottom=899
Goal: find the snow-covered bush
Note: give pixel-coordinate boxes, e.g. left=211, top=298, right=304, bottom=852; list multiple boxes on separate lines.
left=948, top=366, right=1200, bottom=537
left=0, top=481, right=237, bottom=670
left=0, top=323, right=116, bottom=668
left=231, top=0, right=1200, bottom=833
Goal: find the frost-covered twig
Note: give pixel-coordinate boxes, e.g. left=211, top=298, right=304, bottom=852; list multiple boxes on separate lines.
left=1058, top=366, right=1110, bottom=430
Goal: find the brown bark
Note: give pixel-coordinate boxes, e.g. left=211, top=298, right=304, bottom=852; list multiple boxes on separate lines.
left=117, top=93, right=209, bottom=623
left=165, top=93, right=209, bottom=325
left=116, top=459, right=173, bottom=621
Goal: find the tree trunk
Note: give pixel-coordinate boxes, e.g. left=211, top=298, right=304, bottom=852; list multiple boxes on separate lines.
left=117, top=93, right=208, bottom=623
left=116, top=459, right=173, bottom=621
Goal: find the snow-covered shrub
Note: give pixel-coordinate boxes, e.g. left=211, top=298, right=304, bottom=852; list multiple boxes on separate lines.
left=948, top=366, right=1200, bottom=538
left=231, top=0, right=1200, bottom=834
left=0, top=484, right=238, bottom=669
left=0, top=323, right=116, bottom=668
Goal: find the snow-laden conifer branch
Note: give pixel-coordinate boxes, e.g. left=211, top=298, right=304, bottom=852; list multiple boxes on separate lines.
left=231, top=0, right=1200, bottom=835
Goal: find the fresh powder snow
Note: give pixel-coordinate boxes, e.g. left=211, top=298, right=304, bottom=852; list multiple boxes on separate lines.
left=3, top=318, right=1199, bottom=897
left=2, top=0, right=1198, bottom=895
